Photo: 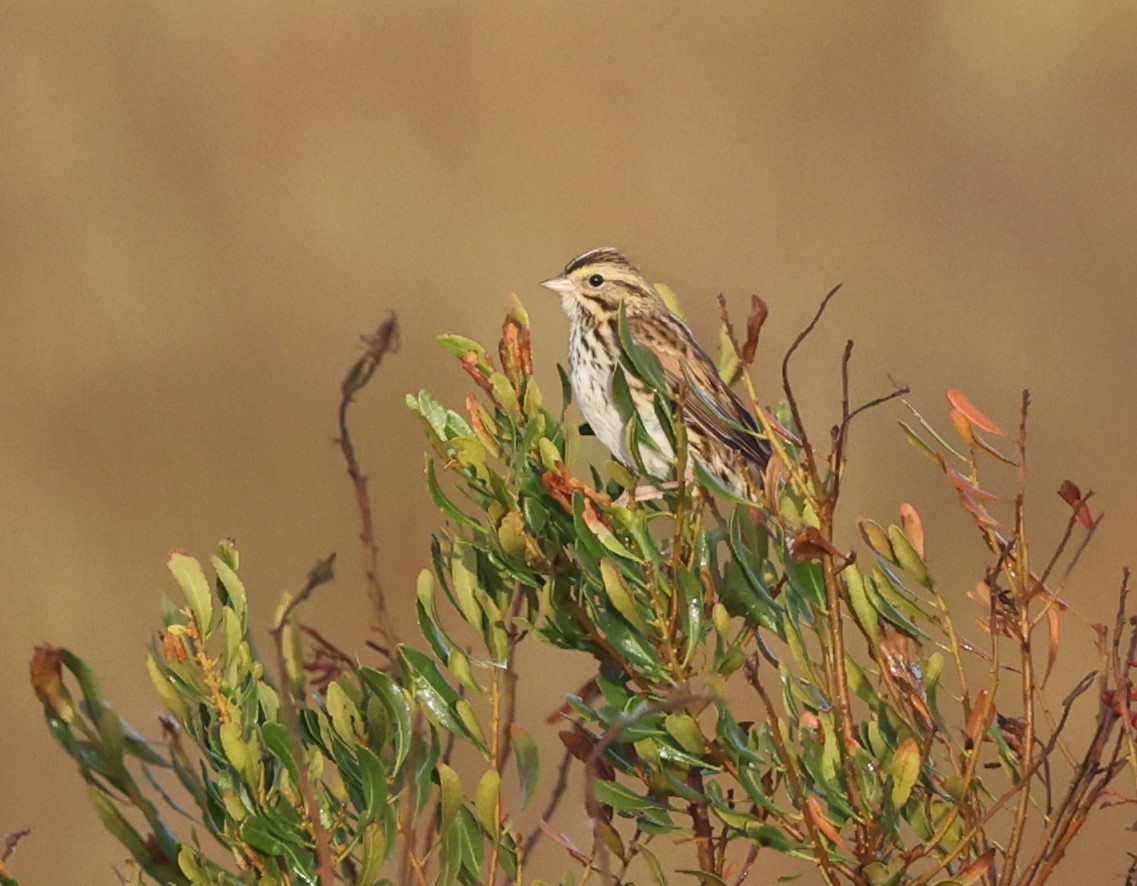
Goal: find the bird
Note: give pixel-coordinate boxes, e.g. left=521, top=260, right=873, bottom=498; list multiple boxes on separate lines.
left=540, top=247, right=770, bottom=501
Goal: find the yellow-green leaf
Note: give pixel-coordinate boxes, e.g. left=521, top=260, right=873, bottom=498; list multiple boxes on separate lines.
left=451, top=557, right=483, bottom=630
left=599, top=560, right=650, bottom=634
left=455, top=698, right=488, bottom=750
left=498, top=510, right=528, bottom=559
left=857, top=518, right=894, bottom=561
left=167, top=551, right=212, bottom=635
left=887, top=524, right=931, bottom=587
left=474, top=769, right=501, bottom=835
left=146, top=654, right=187, bottom=720
left=889, top=737, right=921, bottom=807
left=438, top=763, right=463, bottom=833
left=327, top=681, right=367, bottom=744
left=664, top=712, right=705, bottom=756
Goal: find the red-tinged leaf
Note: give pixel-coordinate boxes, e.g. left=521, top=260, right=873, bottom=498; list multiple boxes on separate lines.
left=955, top=490, right=999, bottom=528
left=741, top=295, right=769, bottom=366
left=541, top=464, right=611, bottom=513
left=790, top=526, right=843, bottom=562
left=956, top=848, right=996, bottom=885
left=878, top=629, right=934, bottom=729
left=499, top=312, right=532, bottom=384
left=898, top=503, right=924, bottom=559
left=1057, top=480, right=1093, bottom=528
left=946, top=388, right=1005, bottom=436
left=536, top=820, right=592, bottom=864
left=559, top=729, right=614, bottom=780
left=1043, top=606, right=1060, bottom=687
left=460, top=351, right=496, bottom=397
left=799, top=711, right=820, bottom=732
left=944, top=467, right=998, bottom=502
left=466, top=394, right=502, bottom=457
left=966, top=689, right=994, bottom=746
left=30, top=644, right=69, bottom=717
left=765, top=411, right=802, bottom=447
left=804, top=795, right=853, bottom=852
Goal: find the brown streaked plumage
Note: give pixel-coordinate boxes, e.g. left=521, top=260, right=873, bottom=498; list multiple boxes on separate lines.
left=541, top=247, right=770, bottom=499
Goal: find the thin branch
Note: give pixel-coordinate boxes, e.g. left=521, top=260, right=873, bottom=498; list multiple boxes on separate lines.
left=337, top=314, right=401, bottom=654
left=780, top=282, right=843, bottom=490
left=523, top=745, right=575, bottom=859
left=744, top=655, right=840, bottom=885
left=269, top=554, right=338, bottom=886
left=687, top=770, right=715, bottom=873
left=583, top=691, right=704, bottom=878
left=1, top=829, right=30, bottom=863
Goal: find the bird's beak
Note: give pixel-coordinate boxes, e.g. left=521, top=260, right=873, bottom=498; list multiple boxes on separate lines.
left=539, top=274, right=574, bottom=296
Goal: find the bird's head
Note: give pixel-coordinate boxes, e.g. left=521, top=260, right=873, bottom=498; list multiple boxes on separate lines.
left=540, top=248, right=664, bottom=318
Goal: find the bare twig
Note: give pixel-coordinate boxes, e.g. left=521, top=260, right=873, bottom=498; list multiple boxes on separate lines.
left=1, top=828, right=30, bottom=863
left=780, top=282, right=842, bottom=490
left=337, top=314, right=401, bottom=654
left=523, top=745, right=575, bottom=859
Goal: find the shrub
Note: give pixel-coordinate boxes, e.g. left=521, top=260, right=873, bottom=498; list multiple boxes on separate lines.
left=22, top=299, right=1137, bottom=885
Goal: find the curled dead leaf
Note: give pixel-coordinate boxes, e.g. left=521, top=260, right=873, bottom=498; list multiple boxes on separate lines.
left=790, top=526, right=844, bottom=562
left=741, top=294, right=769, bottom=366
left=1057, top=480, right=1094, bottom=529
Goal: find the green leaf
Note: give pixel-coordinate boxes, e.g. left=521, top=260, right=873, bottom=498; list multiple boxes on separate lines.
left=262, top=722, right=299, bottom=784
left=357, top=821, right=388, bottom=885
left=675, top=568, right=706, bottom=664
left=398, top=646, right=464, bottom=736
left=438, top=763, right=463, bottom=833
left=887, top=524, right=931, bottom=588
left=451, top=555, right=484, bottom=630
left=87, top=787, right=151, bottom=863
left=617, top=303, right=667, bottom=394
left=599, top=560, right=651, bottom=634
left=357, top=746, right=388, bottom=820
left=512, top=729, right=540, bottom=810
left=167, top=550, right=213, bottom=635
left=326, top=681, right=366, bottom=745
left=899, top=420, right=940, bottom=462
left=240, top=815, right=287, bottom=856
left=889, top=737, right=921, bottom=807
left=637, top=845, right=668, bottom=886
left=359, top=667, right=414, bottom=774
left=210, top=553, right=247, bottom=626
left=455, top=698, right=489, bottom=752
left=474, top=768, right=501, bottom=835
left=592, top=779, right=666, bottom=814
left=664, top=712, right=705, bottom=756
left=425, top=457, right=479, bottom=528
left=437, top=333, right=489, bottom=364
left=716, top=323, right=741, bottom=383
left=845, top=565, right=880, bottom=642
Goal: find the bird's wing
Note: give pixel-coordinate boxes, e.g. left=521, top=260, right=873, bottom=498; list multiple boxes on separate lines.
left=627, top=310, right=771, bottom=470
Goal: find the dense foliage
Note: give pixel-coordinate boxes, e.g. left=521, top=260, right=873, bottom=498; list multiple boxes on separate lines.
left=21, top=304, right=1137, bottom=885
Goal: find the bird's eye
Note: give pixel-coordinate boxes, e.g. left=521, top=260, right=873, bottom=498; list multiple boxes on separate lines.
left=588, top=274, right=604, bottom=288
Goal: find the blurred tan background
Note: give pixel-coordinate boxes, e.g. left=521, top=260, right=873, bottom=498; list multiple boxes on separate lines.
left=3, top=3, right=1136, bottom=882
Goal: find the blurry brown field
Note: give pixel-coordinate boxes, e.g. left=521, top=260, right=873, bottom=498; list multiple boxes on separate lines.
left=3, top=4, right=1136, bottom=882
